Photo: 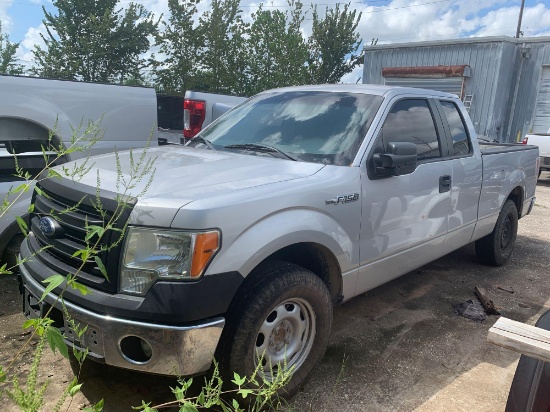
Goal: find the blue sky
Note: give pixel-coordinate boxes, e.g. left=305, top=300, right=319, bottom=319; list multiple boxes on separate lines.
left=1, top=0, right=550, bottom=77
left=5, top=1, right=48, bottom=44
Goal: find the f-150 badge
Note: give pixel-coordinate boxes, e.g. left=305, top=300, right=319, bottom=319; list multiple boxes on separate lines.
left=326, top=193, right=359, bottom=205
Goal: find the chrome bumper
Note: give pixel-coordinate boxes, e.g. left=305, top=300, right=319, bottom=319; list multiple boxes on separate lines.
left=21, top=265, right=224, bottom=376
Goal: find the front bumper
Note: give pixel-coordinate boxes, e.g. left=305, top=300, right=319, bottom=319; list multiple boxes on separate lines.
left=21, top=264, right=224, bottom=376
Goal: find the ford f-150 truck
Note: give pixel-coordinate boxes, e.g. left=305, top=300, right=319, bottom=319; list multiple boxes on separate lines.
left=19, top=85, right=539, bottom=397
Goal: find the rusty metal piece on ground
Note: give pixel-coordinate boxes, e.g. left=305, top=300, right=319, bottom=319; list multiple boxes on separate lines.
left=381, top=65, right=470, bottom=78
left=475, top=286, right=501, bottom=315
left=454, top=299, right=486, bottom=322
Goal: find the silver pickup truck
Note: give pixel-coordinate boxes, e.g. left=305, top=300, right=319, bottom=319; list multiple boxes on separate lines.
left=0, top=74, right=160, bottom=269
left=19, top=85, right=539, bottom=397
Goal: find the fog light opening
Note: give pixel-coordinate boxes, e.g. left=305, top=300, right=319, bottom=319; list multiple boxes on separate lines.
left=119, top=336, right=153, bottom=364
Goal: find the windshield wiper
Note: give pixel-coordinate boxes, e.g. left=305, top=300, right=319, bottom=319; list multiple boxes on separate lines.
left=187, top=136, right=215, bottom=150
left=224, top=143, right=297, bottom=161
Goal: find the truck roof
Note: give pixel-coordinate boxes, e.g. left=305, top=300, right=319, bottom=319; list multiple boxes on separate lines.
left=260, top=84, right=460, bottom=100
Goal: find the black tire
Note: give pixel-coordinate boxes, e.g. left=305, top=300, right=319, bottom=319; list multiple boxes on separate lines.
left=218, top=261, right=333, bottom=399
left=475, top=199, right=518, bottom=266
left=1, top=234, right=24, bottom=273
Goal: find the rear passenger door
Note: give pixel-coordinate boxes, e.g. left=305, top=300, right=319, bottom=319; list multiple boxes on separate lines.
left=435, top=99, right=482, bottom=249
left=356, top=97, right=452, bottom=295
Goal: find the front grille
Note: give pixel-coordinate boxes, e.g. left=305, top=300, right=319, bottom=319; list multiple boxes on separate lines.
left=29, top=178, right=135, bottom=294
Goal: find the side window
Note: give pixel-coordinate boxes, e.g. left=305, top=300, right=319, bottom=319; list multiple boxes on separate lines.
left=379, top=99, right=442, bottom=160
left=440, top=101, right=471, bottom=156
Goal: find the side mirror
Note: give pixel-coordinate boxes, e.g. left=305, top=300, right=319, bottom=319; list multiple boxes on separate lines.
left=373, top=142, right=417, bottom=176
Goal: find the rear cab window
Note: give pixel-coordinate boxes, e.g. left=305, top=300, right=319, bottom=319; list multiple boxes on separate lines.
left=438, top=101, right=472, bottom=157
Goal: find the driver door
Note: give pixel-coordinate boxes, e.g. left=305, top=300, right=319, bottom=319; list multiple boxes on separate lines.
left=356, top=98, right=452, bottom=295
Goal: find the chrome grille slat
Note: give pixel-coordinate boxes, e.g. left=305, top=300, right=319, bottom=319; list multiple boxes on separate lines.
left=34, top=194, right=104, bottom=226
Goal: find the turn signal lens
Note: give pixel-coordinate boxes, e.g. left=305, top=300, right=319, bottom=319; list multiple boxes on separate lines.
left=191, top=231, right=220, bottom=278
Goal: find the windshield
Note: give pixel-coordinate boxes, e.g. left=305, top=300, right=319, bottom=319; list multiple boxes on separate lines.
left=197, top=91, right=384, bottom=165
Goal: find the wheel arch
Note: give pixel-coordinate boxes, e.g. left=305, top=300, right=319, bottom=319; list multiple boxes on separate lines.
left=506, top=185, right=524, bottom=217
left=264, top=242, right=342, bottom=303
left=0, top=116, right=63, bottom=149
left=225, top=241, right=343, bottom=309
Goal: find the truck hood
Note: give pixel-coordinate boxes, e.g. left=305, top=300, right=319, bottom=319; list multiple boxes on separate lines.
left=67, top=145, right=324, bottom=206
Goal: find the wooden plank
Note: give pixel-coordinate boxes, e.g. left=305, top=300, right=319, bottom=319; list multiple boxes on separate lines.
left=474, top=285, right=500, bottom=315
left=487, top=317, right=550, bottom=363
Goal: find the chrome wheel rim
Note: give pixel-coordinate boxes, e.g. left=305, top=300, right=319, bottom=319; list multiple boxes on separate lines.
left=254, top=298, right=316, bottom=380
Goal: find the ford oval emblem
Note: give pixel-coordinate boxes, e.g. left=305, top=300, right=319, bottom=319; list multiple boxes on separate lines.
left=38, top=216, right=60, bottom=238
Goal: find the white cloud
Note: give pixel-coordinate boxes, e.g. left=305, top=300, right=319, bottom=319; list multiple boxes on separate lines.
left=473, top=3, right=550, bottom=37
left=0, top=0, right=13, bottom=34
left=359, top=0, right=550, bottom=44
left=15, top=23, right=47, bottom=69
left=21, top=23, right=46, bottom=51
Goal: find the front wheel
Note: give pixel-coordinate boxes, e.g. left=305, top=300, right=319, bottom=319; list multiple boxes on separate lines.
left=219, top=261, right=333, bottom=398
left=475, top=199, right=519, bottom=266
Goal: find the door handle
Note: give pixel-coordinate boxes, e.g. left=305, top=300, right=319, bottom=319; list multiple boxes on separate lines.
left=439, top=175, right=451, bottom=193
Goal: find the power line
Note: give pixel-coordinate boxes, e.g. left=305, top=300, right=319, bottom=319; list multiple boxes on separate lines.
left=362, top=0, right=451, bottom=13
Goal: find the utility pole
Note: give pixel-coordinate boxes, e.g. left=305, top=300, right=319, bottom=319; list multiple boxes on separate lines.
left=516, top=0, right=525, bottom=38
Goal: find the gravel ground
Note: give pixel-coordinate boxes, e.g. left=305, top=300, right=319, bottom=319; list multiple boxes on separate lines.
left=1, top=172, right=550, bottom=411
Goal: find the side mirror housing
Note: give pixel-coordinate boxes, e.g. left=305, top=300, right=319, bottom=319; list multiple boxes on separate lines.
left=373, top=142, right=417, bottom=176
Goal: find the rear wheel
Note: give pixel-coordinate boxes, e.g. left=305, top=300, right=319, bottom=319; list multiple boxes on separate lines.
left=219, top=261, right=333, bottom=399
left=475, top=199, right=518, bottom=266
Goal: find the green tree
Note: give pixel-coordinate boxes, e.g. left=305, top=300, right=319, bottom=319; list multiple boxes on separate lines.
left=153, top=0, right=201, bottom=95
left=307, top=2, right=363, bottom=84
left=0, top=22, right=24, bottom=75
left=196, top=0, right=247, bottom=95
left=32, top=0, right=158, bottom=83
left=245, top=0, right=309, bottom=95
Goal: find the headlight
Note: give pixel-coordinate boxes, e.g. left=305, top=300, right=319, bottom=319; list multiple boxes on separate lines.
left=120, top=227, right=220, bottom=295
